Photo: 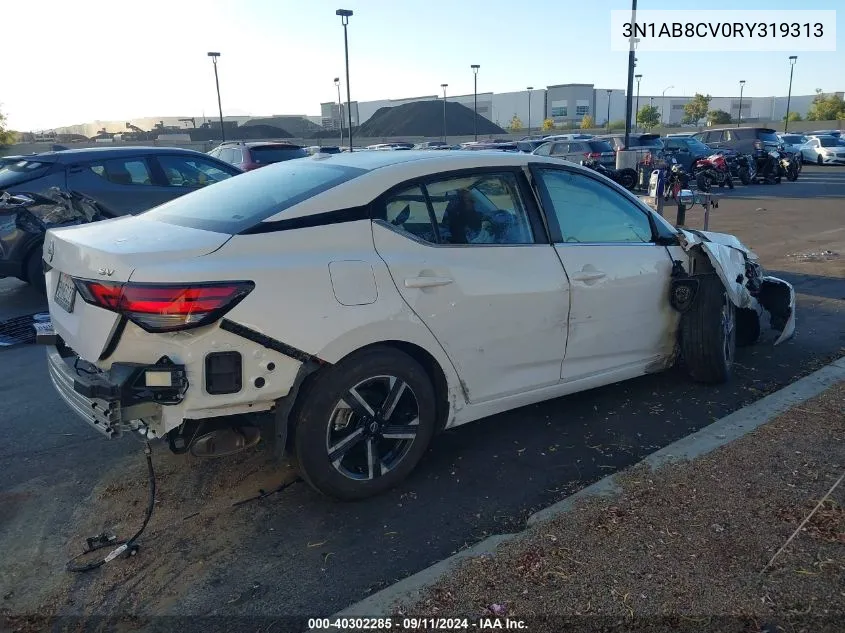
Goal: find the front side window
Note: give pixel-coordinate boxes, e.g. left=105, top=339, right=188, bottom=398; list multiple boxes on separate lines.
left=89, top=158, right=153, bottom=186
left=536, top=169, right=652, bottom=244
left=380, top=172, right=535, bottom=246
left=157, top=154, right=237, bottom=188
left=533, top=143, right=552, bottom=156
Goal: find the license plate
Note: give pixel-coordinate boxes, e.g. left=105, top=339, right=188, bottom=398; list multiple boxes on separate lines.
left=55, top=272, right=77, bottom=313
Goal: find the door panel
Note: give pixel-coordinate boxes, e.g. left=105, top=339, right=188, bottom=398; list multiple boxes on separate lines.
left=67, top=158, right=176, bottom=215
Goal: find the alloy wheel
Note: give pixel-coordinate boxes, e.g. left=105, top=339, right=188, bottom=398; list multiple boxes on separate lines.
left=325, top=375, right=420, bottom=481
left=720, top=295, right=736, bottom=365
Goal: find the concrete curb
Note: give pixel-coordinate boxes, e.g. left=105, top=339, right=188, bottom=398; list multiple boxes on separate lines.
left=333, top=356, right=845, bottom=618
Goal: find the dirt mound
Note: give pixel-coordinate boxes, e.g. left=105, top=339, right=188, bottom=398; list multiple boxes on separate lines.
left=358, top=100, right=506, bottom=137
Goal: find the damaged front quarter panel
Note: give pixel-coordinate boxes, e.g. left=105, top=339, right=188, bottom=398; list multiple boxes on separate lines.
left=677, top=229, right=795, bottom=345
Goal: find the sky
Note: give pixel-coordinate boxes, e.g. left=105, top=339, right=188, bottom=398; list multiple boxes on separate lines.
left=3, top=0, right=842, bottom=131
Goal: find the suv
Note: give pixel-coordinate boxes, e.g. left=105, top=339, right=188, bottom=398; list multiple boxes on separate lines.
left=595, top=133, right=664, bottom=153
left=208, top=141, right=308, bottom=171
left=0, top=146, right=240, bottom=288
left=662, top=135, right=713, bottom=170
left=693, top=127, right=780, bottom=154
left=532, top=139, right=616, bottom=167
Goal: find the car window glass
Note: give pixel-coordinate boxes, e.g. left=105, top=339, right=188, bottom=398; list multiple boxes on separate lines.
left=534, top=143, right=551, bottom=156
left=89, top=158, right=153, bottom=186
left=569, top=143, right=584, bottom=152
left=537, top=169, right=652, bottom=244
left=157, top=155, right=236, bottom=188
left=383, top=185, right=437, bottom=243
left=425, top=172, right=534, bottom=245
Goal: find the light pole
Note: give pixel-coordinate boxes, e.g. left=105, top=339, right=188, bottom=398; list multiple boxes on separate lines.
left=784, top=56, right=797, bottom=133
left=661, top=85, right=674, bottom=126
left=336, top=9, right=354, bottom=152
left=606, top=89, right=612, bottom=130
left=441, top=84, right=448, bottom=143
left=623, top=0, right=637, bottom=149
left=207, top=52, right=224, bottom=142
left=334, top=77, right=344, bottom=147
left=526, top=87, right=533, bottom=135
left=471, top=65, right=480, bottom=141
left=737, top=80, right=746, bottom=126
left=634, top=74, right=642, bottom=131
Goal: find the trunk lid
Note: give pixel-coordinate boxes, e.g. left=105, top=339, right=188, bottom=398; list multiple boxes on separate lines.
left=46, top=215, right=231, bottom=362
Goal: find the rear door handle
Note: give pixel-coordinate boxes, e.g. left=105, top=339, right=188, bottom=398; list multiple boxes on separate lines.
left=404, top=277, right=454, bottom=289
left=570, top=271, right=606, bottom=282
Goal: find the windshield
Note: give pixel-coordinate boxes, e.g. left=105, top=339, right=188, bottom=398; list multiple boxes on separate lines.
left=756, top=129, right=780, bottom=144
left=685, top=138, right=710, bottom=151
left=635, top=136, right=663, bottom=148
left=143, top=160, right=367, bottom=234
left=0, top=160, right=52, bottom=189
left=250, top=145, right=308, bottom=163
left=782, top=135, right=804, bottom=144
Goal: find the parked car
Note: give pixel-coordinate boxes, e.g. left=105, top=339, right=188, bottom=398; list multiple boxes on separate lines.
left=542, top=133, right=594, bottom=141
left=806, top=130, right=841, bottom=139
left=778, top=134, right=807, bottom=163
left=800, top=136, right=845, bottom=165
left=661, top=135, right=713, bottom=171
left=692, top=127, right=780, bottom=154
left=532, top=139, right=616, bottom=168
left=41, top=151, right=794, bottom=500
left=595, top=133, right=665, bottom=159
left=0, top=155, right=25, bottom=168
left=413, top=141, right=449, bottom=150
left=208, top=141, right=307, bottom=171
left=366, top=143, right=415, bottom=151
left=0, top=147, right=241, bottom=289
left=305, top=146, right=342, bottom=155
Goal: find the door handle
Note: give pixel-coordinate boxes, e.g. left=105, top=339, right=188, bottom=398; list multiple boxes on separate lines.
left=404, top=276, right=454, bottom=289
left=570, top=270, right=606, bottom=282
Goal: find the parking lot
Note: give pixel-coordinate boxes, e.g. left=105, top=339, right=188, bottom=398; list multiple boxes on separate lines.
left=0, top=165, right=843, bottom=624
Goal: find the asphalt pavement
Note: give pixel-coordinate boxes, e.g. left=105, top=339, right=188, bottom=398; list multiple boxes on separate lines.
left=0, top=165, right=843, bottom=622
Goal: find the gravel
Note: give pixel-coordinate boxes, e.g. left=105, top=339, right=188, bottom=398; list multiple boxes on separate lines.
left=405, top=381, right=845, bottom=632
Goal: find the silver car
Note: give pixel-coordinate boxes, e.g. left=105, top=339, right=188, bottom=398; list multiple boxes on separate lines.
left=532, top=139, right=616, bottom=168
left=778, top=134, right=806, bottom=163
left=800, top=136, right=845, bottom=165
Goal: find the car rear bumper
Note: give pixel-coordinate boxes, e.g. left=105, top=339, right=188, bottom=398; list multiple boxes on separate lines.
left=46, top=344, right=185, bottom=439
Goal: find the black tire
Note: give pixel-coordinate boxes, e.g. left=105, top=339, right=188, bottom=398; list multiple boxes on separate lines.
left=616, top=168, right=637, bottom=191
left=787, top=165, right=798, bottom=182
left=726, top=175, right=734, bottom=190
left=817, top=155, right=823, bottom=166
left=739, top=167, right=751, bottom=185
left=25, top=247, right=47, bottom=293
left=291, top=346, right=437, bottom=500
left=696, top=172, right=711, bottom=192
left=736, top=308, right=761, bottom=347
left=680, top=274, right=736, bottom=384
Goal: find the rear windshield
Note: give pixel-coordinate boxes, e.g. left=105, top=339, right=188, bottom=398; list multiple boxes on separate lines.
left=782, top=135, right=804, bottom=144
left=818, top=138, right=839, bottom=147
left=586, top=141, right=614, bottom=152
left=0, top=160, right=52, bottom=189
left=250, top=145, right=308, bottom=163
left=635, top=136, right=663, bottom=147
left=755, top=129, right=780, bottom=144
left=142, top=160, right=367, bottom=234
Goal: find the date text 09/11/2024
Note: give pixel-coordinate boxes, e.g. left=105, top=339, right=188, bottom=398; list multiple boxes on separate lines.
left=307, top=617, right=528, bottom=630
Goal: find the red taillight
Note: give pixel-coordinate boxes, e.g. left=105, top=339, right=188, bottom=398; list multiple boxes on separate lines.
left=584, top=152, right=602, bottom=159
left=74, top=280, right=255, bottom=333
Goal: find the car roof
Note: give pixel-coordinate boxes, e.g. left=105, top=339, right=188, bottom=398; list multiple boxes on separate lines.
left=26, top=146, right=212, bottom=163
left=706, top=126, right=777, bottom=133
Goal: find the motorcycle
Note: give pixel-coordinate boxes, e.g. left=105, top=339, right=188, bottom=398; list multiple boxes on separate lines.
left=663, top=156, right=690, bottom=201
left=713, top=149, right=755, bottom=185
left=692, top=153, right=733, bottom=192
left=751, top=141, right=781, bottom=184
left=580, top=159, right=638, bottom=191
left=776, top=146, right=799, bottom=182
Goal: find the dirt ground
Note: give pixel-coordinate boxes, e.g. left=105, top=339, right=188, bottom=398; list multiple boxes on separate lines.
left=406, top=382, right=845, bottom=632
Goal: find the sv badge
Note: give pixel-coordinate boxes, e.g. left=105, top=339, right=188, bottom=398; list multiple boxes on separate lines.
left=98, top=267, right=115, bottom=277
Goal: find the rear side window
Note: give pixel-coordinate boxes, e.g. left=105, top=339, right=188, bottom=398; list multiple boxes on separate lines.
left=249, top=146, right=308, bottom=164
left=755, top=129, right=780, bottom=144
left=587, top=141, right=614, bottom=152
left=0, top=160, right=52, bottom=188
left=89, top=158, right=153, bottom=185
left=157, top=155, right=238, bottom=187
left=142, top=160, right=367, bottom=234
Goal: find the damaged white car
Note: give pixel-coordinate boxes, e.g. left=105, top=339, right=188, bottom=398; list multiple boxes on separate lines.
left=40, top=151, right=795, bottom=500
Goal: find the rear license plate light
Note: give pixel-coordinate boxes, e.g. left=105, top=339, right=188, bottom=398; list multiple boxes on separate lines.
left=55, top=273, right=77, bottom=313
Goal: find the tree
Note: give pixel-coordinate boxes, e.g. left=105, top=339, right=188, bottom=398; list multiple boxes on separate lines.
left=806, top=90, right=845, bottom=121
left=541, top=118, right=555, bottom=131
left=0, top=107, right=15, bottom=147
left=784, top=111, right=803, bottom=122
left=636, top=105, right=660, bottom=130
left=579, top=114, right=595, bottom=130
left=682, top=93, right=711, bottom=125
left=509, top=115, right=523, bottom=132
left=707, top=109, right=732, bottom=125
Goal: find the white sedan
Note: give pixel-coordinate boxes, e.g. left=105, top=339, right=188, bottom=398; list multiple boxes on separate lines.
left=40, top=151, right=795, bottom=500
left=800, top=136, right=845, bottom=165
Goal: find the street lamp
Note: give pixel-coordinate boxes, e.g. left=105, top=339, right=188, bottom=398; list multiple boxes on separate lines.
left=623, top=0, right=638, bottom=149
left=441, top=83, right=448, bottom=143
left=207, top=52, right=224, bottom=142
left=334, top=77, right=344, bottom=147
left=737, top=80, right=746, bottom=127
left=606, top=89, right=612, bottom=130
left=784, top=56, right=798, bottom=133
left=471, top=65, right=480, bottom=141
left=336, top=9, right=354, bottom=152
left=662, top=85, right=674, bottom=126
left=634, top=74, right=642, bottom=131
left=526, top=87, right=533, bottom=135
